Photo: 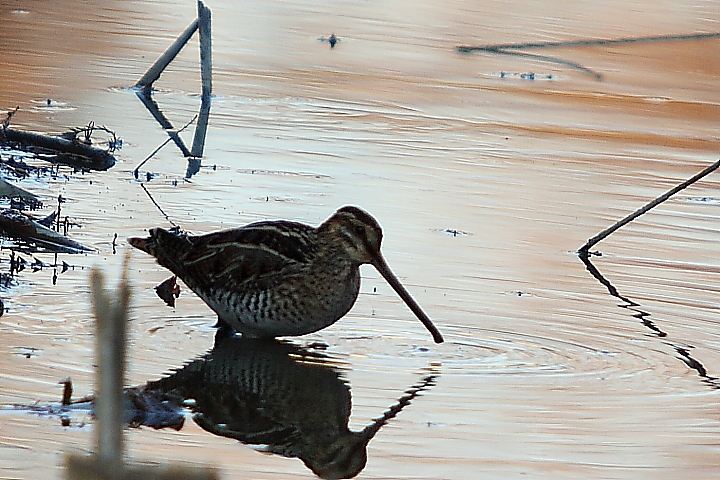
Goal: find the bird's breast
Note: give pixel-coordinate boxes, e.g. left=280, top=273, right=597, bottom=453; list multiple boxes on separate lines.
left=205, top=265, right=362, bottom=338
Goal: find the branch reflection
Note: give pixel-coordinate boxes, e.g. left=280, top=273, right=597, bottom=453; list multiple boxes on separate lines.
left=579, top=254, right=720, bottom=389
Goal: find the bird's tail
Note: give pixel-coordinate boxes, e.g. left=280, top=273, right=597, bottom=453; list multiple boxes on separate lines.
left=127, top=228, right=170, bottom=256
left=128, top=227, right=193, bottom=277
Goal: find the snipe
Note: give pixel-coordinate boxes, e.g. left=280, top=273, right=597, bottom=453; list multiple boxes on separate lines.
left=128, top=206, right=443, bottom=343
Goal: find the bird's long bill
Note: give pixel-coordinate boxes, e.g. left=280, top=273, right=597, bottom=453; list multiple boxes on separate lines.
left=372, top=254, right=444, bottom=344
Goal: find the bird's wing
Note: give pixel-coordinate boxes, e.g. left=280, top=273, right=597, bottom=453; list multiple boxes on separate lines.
left=162, top=221, right=316, bottom=289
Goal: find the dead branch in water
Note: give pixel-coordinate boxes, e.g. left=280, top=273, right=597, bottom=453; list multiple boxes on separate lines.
left=458, top=31, right=720, bottom=52
left=135, top=20, right=199, bottom=90
left=578, top=158, right=720, bottom=257
left=190, top=1, right=212, bottom=158
left=1, top=111, right=119, bottom=171
left=134, top=1, right=212, bottom=176
left=457, top=31, right=720, bottom=79
left=1, top=127, right=117, bottom=170
left=0, top=208, right=93, bottom=254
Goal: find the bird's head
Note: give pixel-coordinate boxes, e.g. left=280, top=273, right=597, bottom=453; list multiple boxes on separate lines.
left=320, top=206, right=384, bottom=265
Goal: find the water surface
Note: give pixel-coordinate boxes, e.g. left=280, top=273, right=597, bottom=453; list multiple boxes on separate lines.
left=0, top=0, right=719, bottom=478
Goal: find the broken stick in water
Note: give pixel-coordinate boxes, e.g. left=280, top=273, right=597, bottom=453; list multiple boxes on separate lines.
left=66, top=257, right=218, bottom=480
left=578, top=158, right=720, bottom=257
left=190, top=0, right=212, bottom=158
left=134, top=20, right=199, bottom=90
left=134, top=0, right=213, bottom=176
left=90, top=260, right=130, bottom=472
left=457, top=32, right=720, bottom=79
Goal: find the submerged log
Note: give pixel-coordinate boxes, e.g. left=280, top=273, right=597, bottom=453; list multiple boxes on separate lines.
left=0, top=208, right=92, bottom=253
left=0, top=178, right=40, bottom=203
left=0, top=127, right=116, bottom=171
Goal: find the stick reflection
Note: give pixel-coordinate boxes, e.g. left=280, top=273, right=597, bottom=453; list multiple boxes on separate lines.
left=579, top=254, right=720, bottom=389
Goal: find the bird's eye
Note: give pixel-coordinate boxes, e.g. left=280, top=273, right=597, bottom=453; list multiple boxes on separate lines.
left=354, top=225, right=365, bottom=235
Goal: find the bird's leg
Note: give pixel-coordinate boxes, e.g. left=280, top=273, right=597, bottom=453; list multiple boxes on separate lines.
left=213, top=318, right=237, bottom=344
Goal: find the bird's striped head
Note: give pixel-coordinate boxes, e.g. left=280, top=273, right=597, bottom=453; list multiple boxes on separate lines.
left=320, top=206, right=384, bottom=265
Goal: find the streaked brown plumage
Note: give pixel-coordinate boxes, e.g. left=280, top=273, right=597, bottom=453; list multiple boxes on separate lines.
left=128, top=206, right=443, bottom=343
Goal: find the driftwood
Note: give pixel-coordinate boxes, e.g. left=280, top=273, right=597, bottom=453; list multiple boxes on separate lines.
left=0, top=127, right=116, bottom=171
left=0, top=177, right=39, bottom=203
left=0, top=208, right=92, bottom=253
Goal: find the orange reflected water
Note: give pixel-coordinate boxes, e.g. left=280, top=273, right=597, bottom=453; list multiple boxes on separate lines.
left=1, top=0, right=720, bottom=478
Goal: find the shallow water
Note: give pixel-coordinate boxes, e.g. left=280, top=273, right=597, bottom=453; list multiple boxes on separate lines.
left=1, top=0, right=720, bottom=478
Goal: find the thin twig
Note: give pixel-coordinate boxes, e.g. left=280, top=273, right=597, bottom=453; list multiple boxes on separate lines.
left=458, top=31, right=720, bottom=79
left=2, top=107, right=19, bottom=131
left=494, top=49, right=602, bottom=79
left=578, top=159, right=720, bottom=256
left=140, top=183, right=178, bottom=227
left=133, top=114, right=198, bottom=177
left=457, top=31, right=720, bottom=53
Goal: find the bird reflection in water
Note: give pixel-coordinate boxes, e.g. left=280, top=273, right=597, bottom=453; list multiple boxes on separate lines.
left=142, top=337, right=439, bottom=479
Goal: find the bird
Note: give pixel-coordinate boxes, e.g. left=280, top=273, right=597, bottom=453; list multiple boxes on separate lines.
left=128, top=206, right=444, bottom=343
